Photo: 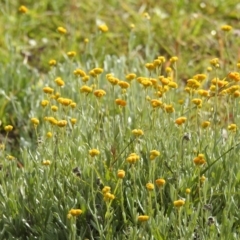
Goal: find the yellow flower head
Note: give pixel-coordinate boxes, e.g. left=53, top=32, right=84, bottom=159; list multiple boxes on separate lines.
left=185, top=188, right=191, bottom=194
left=145, top=63, right=155, bottom=71
left=103, top=192, right=115, bottom=201
left=201, top=121, right=210, bottom=129
left=70, top=118, right=77, bottom=125
left=170, top=56, right=178, bottom=63
left=173, top=199, right=185, bottom=208
left=67, top=51, right=76, bottom=57
left=46, top=132, right=53, bottom=138
left=49, top=59, right=57, bottom=66
left=126, top=73, right=136, bottom=81
left=89, top=149, right=100, bottom=157
left=200, top=175, right=206, bottom=183
left=50, top=105, right=58, bottom=112
left=115, top=99, right=127, bottom=107
left=155, top=178, right=166, bottom=187
left=151, top=99, right=162, bottom=108
left=117, top=169, right=125, bottom=179
left=98, top=24, right=108, bottom=33
left=210, top=58, right=219, bottom=67
left=138, top=215, right=150, bottom=222
left=126, top=153, right=140, bottom=164
left=74, top=69, right=86, bottom=77
left=132, top=129, right=144, bottom=137
left=146, top=183, right=154, bottom=191
left=175, top=117, right=187, bottom=125
left=192, top=98, right=202, bottom=107
left=57, top=27, right=67, bottom=34
left=55, top=77, right=65, bottom=87
left=19, top=5, right=28, bottom=13
left=41, top=100, right=49, bottom=108
left=80, top=85, right=92, bottom=94
left=69, top=209, right=83, bottom=217
left=193, top=153, right=206, bottom=166
left=4, top=125, right=13, bottom=132
left=42, top=160, right=51, bottom=166
left=93, top=68, right=104, bottom=75
left=102, top=186, right=111, bottom=194
left=43, top=87, right=54, bottom=94
left=57, top=120, right=67, bottom=127
left=164, top=104, right=175, bottom=113
left=6, top=155, right=15, bottom=161
left=118, top=81, right=130, bottom=89
left=31, top=118, right=39, bottom=126
left=228, top=124, right=237, bottom=132
left=221, top=25, right=232, bottom=32
left=94, top=89, right=106, bottom=98
left=150, top=150, right=160, bottom=160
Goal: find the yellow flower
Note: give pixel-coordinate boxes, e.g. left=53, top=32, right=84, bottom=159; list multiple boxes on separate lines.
left=51, top=105, right=58, bottom=112
left=19, top=5, right=28, bottom=13
left=228, top=124, right=237, bottom=132
left=170, top=56, right=178, bottom=63
left=98, top=24, right=108, bottom=32
left=175, top=117, right=187, bottom=126
left=49, top=59, right=57, bottom=66
left=164, top=104, right=175, bottom=113
left=94, top=89, right=106, bottom=98
left=57, top=27, right=67, bottom=34
left=69, top=209, right=83, bottom=217
left=117, top=170, right=125, bottom=179
left=41, top=100, right=49, bottom=107
left=201, top=121, right=210, bottom=129
left=93, top=68, right=104, bottom=75
left=47, top=117, right=58, bottom=125
left=46, top=132, right=52, bottom=138
left=145, top=63, right=155, bottom=71
left=31, top=118, right=39, bottom=126
left=192, top=98, right=202, bottom=107
left=228, top=72, right=240, bottom=82
left=57, top=120, right=67, bottom=127
left=150, top=99, right=162, bottom=108
left=200, top=175, right=206, bottom=183
left=115, top=99, right=127, bottom=107
left=132, top=129, right=144, bottom=136
left=42, top=160, right=51, bottom=166
left=43, top=87, right=54, bottom=94
left=67, top=51, right=76, bottom=57
left=143, top=12, right=151, bottom=20
left=221, top=25, right=232, bottom=32
left=186, top=188, right=191, bottom=194
left=103, top=192, right=115, bottom=201
left=80, top=85, right=92, bottom=94
left=55, top=77, right=65, bottom=87
left=6, top=155, right=15, bottom=161
left=146, top=183, right=154, bottom=191
left=193, top=154, right=206, bottom=166
left=74, top=69, right=86, bottom=77
left=70, top=118, right=77, bottom=125
left=149, top=150, right=160, bottom=160
left=126, top=73, right=136, bottom=81
left=210, top=58, right=219, bottom=67
left=198, top=89, right=209, bottom=97
left=70, top=102, right=77, bottom=108
left=138, top=215, right=150, bottom=222
left=58, top=98, right=72, bottom=106
left=102, top=186, right=111, bottom=194
left=173, top=199, right=185, bottom=208
left=107, top=76, right=119, bottom=85
left=118, top=81, right=130, bottom=89
left=89, top=149, right=100, bottom=157
left=168, top=81, right=178, bottom=88
left=158, top=56, right=166, bottom=63
left=155, top=178, right=166, bottom=187
left=84, top=38, right=89, bottom=43
left=126, top=153, right=140, bottom=164
left=4, top=125, right=13, bottom=132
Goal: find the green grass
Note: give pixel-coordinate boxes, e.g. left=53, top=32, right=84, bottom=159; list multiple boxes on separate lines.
left=0, top=0, right=240, bottom=239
